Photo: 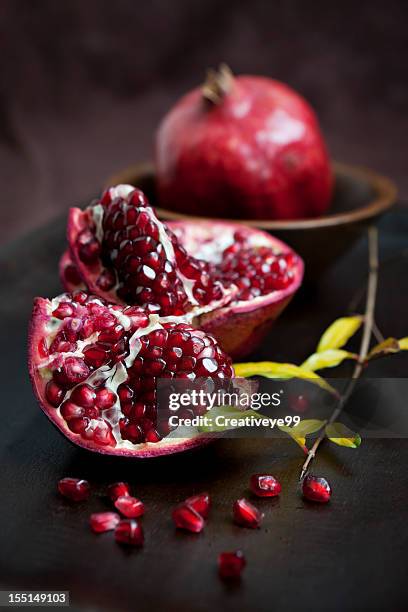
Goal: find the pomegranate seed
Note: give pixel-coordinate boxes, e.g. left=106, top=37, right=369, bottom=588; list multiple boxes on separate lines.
left=302, top=475, right=331, bottom=503
left=114, top=495, right=144, bottom=518
left=289, top=394, right=309, bottom=413
left=185, top=492, right=211, bottom=518
left=107, top=482, right=130, bottom=501
left=218, top=551, right=246, bottom=579
left=52, top=302, right=74, bottom=319
left=233, top=498, right=263, bottom=528
left=95, top=388, right=117, bottom=409
left=90, top=512, right=120, bottom=533
left=58, top=477, right=90, bottom=502
left=70, top=384, right=96, bottom=408
left=172, top=503, right=205, bottom=533
left=45, top=381, right=65, bottom=407
left=115, top=519, right=144, bottom=546
left=250, top=474, right=282, bottom=497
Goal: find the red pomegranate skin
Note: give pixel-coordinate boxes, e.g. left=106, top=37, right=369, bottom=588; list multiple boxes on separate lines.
left=155, top=75, right=333, bottom=220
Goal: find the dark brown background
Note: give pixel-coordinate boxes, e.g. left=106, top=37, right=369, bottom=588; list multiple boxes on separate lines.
left=0, top=0, right=407, bottom=245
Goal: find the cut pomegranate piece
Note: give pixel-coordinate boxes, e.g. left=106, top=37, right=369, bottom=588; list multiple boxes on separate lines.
left=115, top=519, right=144, bottom=546
left=185, top=492, right=211, bottom=518
left=90, top=512, right=120, bottom=533
left=58, top=477, right=90, bottom=502
left=233, top=498, right=263, bottom=528
left=218, top=550, right=246, bottom=580
left=250, top=474, right=282, bottom=498
left=114, top=495, right=144, bottom=518
left=302, top=475, right=331, bottom=503
left=29, top=291, right=234, bottom=457
left=61, top=186, right=303, bottom=359
left=107, top=482, right=130, bottom=501
left=172, top=503, right=205, bottom=533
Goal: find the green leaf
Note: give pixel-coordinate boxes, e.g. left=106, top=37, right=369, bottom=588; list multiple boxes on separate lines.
left=233, top=361, right=339, bottom=397
left=301, top=349, right=358, bottom=372
left=197, top=406, right=260, bottom=433
left=398, top=337, right=408, bottom=350
left=317, top=316, right=363, bottom=353
left=367, top=337, right=400, bottom=361
left=325, top=422, right=361, bottom=448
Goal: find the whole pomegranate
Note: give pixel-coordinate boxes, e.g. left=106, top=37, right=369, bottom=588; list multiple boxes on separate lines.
left=155, top=65, right=333, bottom=220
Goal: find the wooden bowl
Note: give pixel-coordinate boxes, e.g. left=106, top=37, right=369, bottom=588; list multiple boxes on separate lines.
left=106, top=161, right=397, bottom=279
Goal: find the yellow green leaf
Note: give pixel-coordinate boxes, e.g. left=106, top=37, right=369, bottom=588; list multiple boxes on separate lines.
left=233, top=361, right=339, bottom=397
left=301, top=349, right=358, bottom=372
left=325, top=422, right=361, bottom=448
left=398, top=337, right=408, bottom=350
left=317, top=316, right=363, bottom=353
left=367, top=337, right=400, bottom=360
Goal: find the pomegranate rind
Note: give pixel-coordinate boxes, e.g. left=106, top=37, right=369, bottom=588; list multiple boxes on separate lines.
left=28, top=297, right=215, bottom=458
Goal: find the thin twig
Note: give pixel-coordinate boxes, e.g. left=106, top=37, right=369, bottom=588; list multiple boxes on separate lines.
left=299, top=226, right=379, bottom=481
left=372, top=320, right=385, bottom=343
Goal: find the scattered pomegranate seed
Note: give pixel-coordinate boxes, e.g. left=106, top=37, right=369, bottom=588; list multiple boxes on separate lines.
left=302, top=475, right=331, bottom=503
left=107, top=482, right=130, bottom=501
left=233, top=498, right=263, bottom=528
left=115, top=519, right=144, bottom=546
left=218, top=550, right=246, bottom=580
left=90, top=512, right=120, bottom=533
left=250, top=474, right=282, bottom=497
left=172, top=503, right=205, bottom=533
left=58, top=477, right=90, bottom=502
left=185, top=492, right=211, bottom=518
left=289, top=393, right=309, bottom=413
left=114, top=495, right=145, bottom=518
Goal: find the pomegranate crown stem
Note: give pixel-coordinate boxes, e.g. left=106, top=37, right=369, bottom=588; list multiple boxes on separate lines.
left=202, top=63, right=234, bottom=104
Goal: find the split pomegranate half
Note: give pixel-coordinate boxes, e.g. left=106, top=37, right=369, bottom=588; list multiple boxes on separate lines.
left=61, top=184, right=304, bottom=358
left=29, top=291, right=234, bottom=457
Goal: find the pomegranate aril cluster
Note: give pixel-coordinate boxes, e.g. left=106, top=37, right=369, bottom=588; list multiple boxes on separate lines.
left=76, top=187, right=224, bottom=315
left=118, top=323, right=233, bottom=445
left=217, top=235, right=296, bottom=300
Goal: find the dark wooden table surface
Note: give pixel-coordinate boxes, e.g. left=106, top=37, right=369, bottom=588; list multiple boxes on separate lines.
left=0, top=209, right=407, bottom=611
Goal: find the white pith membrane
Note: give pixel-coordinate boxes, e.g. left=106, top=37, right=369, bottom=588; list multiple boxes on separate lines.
left=34, top=293, right=217, bottom=453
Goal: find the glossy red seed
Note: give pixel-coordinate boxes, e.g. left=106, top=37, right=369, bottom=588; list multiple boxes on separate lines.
left=250, top=474, right=282, bottom=498
left=114, top=495, right=145, bottom=518
left=289, top=394, right=309, bottom=413
left=185, top=492, right=211, bottom=518
left=70, top=384, right=96, bottom=408
left=90, top=512, right=120, bottom=533
left=233, top=498, right=263, bottom=528
left=95, top=388, right=117, bottom=409
left=302, top=475, right=331, bottom=503
left=172, top=503, right=205, bottom=533
left=115, top=519, right=144, bottom=546
left=107, top=482, right=130, bottom=501
left=58, top=477, right=90, bottom=502
left=45, top=381, right=65, bottom=407
left=218, top=551, right=246, bottom=579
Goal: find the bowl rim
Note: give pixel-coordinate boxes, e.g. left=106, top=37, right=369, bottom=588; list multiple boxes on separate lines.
left=106, top=161, right=397, bottom=231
